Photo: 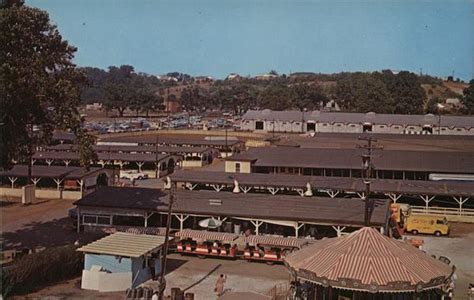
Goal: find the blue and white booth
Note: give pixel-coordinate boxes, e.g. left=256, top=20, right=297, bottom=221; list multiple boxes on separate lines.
left=78, top=232, right=166, bottom=292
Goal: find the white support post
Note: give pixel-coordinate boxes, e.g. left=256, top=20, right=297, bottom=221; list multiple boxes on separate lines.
left=267, top=187, right=280, bottom=195
left=174, top=214, right=189, bottom=231
left=185, top=183, right=197, bottom=190
left=332, top=226, right=346, bottom=237
left=295, top=189, right=305, bottom=197
left=453, top=197, right=470, bottom=214
left=326, top=190, right=339, bottom=198
left=420, top=195, right=435, bottom=210
left=250, top=220, right=263, bottom=235
left=53, top=178, right=63, bottom=190
left=63, top=160, right=71, bottom=167
left=46, top=159, right=53, bottom=166
left=240, top=186, right=252, bottom=193
left=8, top=177, right=17, bottom=189
left=77, top=179, right=84, bottom=192
left=98, top=160, right=106, bottom=168
left=385, top=193, right=402, bottom=203
left=31, top=177, right=40, bottom=186
left=294, top=223, right=304, bottom=238
left=136, top=161, right=145, bottom=172
left=31, top=159, right=36, bottom=165
left=144, top=212, right=155, bottom=228
left=211, top=184, right=224, bottom=192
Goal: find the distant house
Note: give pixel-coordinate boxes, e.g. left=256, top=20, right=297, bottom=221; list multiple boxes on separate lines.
left=226, top=73, right=241, bottom=81
left=255, top=73, right=279, bottom=80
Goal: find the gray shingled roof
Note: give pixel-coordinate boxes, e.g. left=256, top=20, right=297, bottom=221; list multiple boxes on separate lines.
left=227, top=147, right=474, bottom=173
left=242, top=110, right=474, bottom=128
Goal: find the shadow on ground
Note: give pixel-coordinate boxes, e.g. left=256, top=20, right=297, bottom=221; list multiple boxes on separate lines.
left=1, top=217, right=103, bottom=250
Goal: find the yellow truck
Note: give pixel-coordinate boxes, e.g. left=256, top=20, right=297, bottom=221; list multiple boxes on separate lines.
left=405, top=215, right=449, bottom=236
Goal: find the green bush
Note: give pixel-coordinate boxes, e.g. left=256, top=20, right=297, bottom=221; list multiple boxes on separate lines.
left=1, top=245, right=83, bottom=298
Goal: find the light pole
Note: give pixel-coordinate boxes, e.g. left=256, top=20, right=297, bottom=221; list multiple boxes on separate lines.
left=437, top=103, right=445, bottom=135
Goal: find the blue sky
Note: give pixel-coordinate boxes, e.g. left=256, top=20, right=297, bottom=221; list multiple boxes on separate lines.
left=28, top=0, right=473, bottom=80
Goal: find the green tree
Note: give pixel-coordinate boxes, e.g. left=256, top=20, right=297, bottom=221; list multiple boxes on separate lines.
left=0, top=1, right=93, bottom=171
left=335, top=73, right=394, bottom=113
left=377, top=71, right=426, bottom=114
left=461, top=79, right=474, bottom=114
left=290, top=83, right=329, bottom=110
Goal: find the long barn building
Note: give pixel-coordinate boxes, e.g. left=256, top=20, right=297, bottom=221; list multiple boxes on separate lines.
left=240, top=110, right=474, bottom=135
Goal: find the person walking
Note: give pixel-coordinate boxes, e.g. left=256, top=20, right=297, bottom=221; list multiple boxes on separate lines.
left=215, top=274, right=227, bottom=297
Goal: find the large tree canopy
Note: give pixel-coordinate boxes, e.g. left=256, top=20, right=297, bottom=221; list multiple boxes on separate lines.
left=0, top=1, right=93, bottom=169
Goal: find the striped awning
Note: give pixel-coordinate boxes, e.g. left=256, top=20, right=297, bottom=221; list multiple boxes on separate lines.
left=285, top=227, right=454, bottom=293
left=100, top=226, right=169, bottom=236
left=239, top=235, right=310, bottom=249
left=175, top=229, right=239, bottom=242
left=78, top=232, right=166, bottom=258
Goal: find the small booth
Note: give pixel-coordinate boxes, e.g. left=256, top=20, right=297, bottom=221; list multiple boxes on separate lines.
left=78, top=232, right=166, bottom=292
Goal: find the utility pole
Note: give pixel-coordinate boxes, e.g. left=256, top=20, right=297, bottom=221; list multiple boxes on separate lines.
left=155, top=134, right=159, bottom=178
left=225, top=124, right=228, bottom=158
left=158, top=182, right=175, bottom=299
left=357, top=136, right=382, bottom=226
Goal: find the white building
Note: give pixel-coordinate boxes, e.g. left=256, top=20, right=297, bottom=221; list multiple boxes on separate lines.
left=240, top=109, right=474, bottom=136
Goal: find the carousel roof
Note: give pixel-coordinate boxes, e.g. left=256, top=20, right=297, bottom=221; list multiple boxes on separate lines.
left=285, top=227, right=454, bottom=293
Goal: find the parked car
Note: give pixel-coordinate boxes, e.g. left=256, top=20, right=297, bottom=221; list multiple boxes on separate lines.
left=120, top=170, right=148, bottom=180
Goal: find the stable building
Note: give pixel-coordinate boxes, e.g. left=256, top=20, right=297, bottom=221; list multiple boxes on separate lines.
left=73, top=187, right=391, bottom=238
left=0, top=165, right=116, bottom=200
left=240, top=110, right=474, bottom=135
left=224, top=147, right=474, bottom=181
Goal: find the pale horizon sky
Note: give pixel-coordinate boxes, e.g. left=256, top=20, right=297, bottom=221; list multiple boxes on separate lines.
left=28, top=0, right=473, bottom=80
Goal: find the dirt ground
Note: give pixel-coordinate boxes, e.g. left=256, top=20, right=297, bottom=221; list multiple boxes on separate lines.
left=0, top=197, right=102, bottom=251
left=418, top=222, right=474, bottom=299
left=20, top=254, right=290, bottom=300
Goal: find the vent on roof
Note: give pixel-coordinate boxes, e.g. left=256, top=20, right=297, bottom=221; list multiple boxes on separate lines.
left=209, top=199, right=222, bottom=206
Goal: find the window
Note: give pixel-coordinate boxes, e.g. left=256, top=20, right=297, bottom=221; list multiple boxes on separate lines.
left=235, top=163, right=241, bottom=173
left=255, top=121, right=264, bottom=130
left=83, top=214, right=111, bottom=226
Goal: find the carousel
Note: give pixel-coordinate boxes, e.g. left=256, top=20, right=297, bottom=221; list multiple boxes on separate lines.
left=284, top=227, right=455, bottom=300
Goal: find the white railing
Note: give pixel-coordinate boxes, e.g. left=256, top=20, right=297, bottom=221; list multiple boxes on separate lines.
left=410, top=206, right=474, bottom=223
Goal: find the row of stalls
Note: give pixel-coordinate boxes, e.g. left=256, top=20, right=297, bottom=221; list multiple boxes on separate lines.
left=0, top=165, right=117, bottom=200
left=169, top=170, right=474, bottom=221
left=73, top=186, right=391, bottom=240
left=42, top=144, right=220, bottom=169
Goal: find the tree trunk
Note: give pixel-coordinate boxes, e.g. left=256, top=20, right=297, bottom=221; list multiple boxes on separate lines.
left=118, top=107, right=125, bottom=117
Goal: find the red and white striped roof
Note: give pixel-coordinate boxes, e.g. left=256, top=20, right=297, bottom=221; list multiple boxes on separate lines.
left=285, top=227, right=453, bottom=292
left=239, top=235, right=310, bottom=249
left=175, top=229, right=239, bottom=242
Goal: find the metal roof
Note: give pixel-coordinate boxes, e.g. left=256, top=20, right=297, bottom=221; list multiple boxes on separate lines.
left=170, top=170, right=474, bottom=197
left=77, top=232, right=166, bottom=258
left=98, top=135, right=242, bottom=147
left=47, top=144, right=211, bottom=154
left=0, top=165, right=104, bottom=179
left=242, top=110, right=474, bottom=128
left=75, top=187, right=390, bottom=227
left=227, top=147, right=474, bottom=173
left=33, top=151, right=171, bottom=163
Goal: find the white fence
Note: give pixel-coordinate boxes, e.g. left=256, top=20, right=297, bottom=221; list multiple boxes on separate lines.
left=411, top=206, right=474, bottom=223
